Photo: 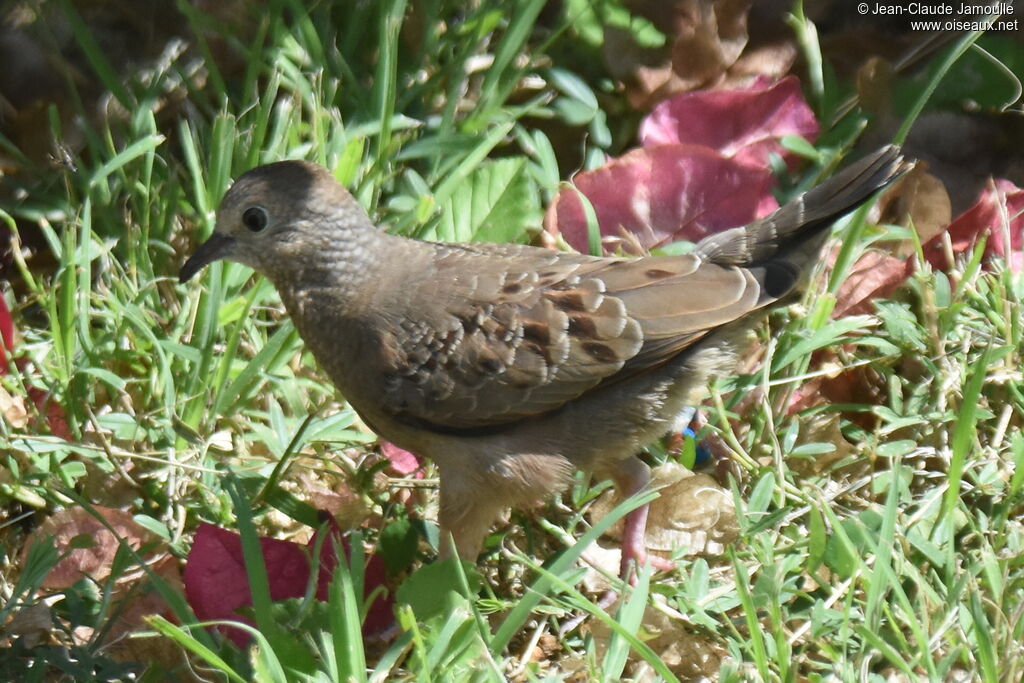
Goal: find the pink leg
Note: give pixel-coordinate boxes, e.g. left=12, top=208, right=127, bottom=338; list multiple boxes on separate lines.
left=610, top=456, right=676, bottom=581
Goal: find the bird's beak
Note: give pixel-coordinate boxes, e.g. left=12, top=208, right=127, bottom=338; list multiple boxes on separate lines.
left=179, top=232, right=236, bottom=283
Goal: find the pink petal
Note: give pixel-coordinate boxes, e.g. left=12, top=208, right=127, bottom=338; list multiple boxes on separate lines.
left=380, top=441, right=423, bottom=476
left=638, top=76, right=819, bottom=168
left=545, top=144, right=777, bottom=254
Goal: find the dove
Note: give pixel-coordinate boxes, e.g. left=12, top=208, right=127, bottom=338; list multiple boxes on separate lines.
left=180, top=145, right=907, bottom=575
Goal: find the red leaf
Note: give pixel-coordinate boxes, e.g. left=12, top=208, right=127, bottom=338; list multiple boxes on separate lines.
left=0, top=296, right=13, bottom=375
left=184, top=520, right=392, bottom=647
left=0, top=297, right=71, bottom=439
left=638, top=76, right=819, bottom=168
left=832, top=250, right=907, bottom=318
left=787, top=358, right=884, bottom=430
left=26, top=385, right=72, bottom=441
left=545, top=144, right=777, bottom=254
left=921, top=178, right=1024, bottom=273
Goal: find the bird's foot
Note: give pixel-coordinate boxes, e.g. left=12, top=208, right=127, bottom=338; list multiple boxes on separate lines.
left=619, top=547, right=676, bottom=580
left=618, top=501, right=676, bottom=581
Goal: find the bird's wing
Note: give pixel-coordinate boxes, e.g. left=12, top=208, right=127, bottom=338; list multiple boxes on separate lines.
left=373, top=146, right=908, bottom=433
left=373, top=242, right=762, bottom=432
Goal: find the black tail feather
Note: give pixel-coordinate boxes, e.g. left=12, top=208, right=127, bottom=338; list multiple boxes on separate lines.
left=695, top=145, right=909, bottom=267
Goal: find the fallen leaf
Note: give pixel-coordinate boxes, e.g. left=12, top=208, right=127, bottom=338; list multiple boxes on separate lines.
left=2, top=602, right=53, bottom=649
left=597, top=463, right=738, bottom=558
left=855, top=55, right=896, bottom=118
left=608, top=0, right=753, bottom=109
left=25, top=385, right=72, bottom=441
left=638, top=76, right=819, bottom=168
left=726, top=39, right=798, bottom=83
left=101, top=553, right=186, bottom=671
left=23, top=506, right=159, bottom=590
left=183, top=519, right=392, bottom=647
left=298, top=472, right=372, bottom=530
left=788, top=355, right=885, bottom=431
left=921, top=178, right=1024, bottom=273
left=0, top=384, right=29, bottom=428
left=0, top=297, right=72, bottom=439
left=876, top=166, right=951, bottom=257
left=585, top=463, right=738, bottom=594
left=784, top=413, right=857, bottom=477
left=588, top=596, right=726, bottom=679
left=545, top=144, right=777, bottom=254
left=0, top=295, right=13, bottom=373
left=832, top=250, right=906, bottom=318
left=667, top=0, right=751, bottom=88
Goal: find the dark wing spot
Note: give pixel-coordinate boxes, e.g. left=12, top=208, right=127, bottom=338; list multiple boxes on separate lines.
left=456, top=312, right=480, bottom=332
left=482, top=320, right=515, bottom=342
left=568, top=315, right=598, bottom=339
left=582, top=342, right=618, bottom=363
left=441, top=328, right=462, bottom=351
left=522, top=341, right=553, bottom=365
left=523, top=321, right=550, bottom=345
left=502, top=282, right=522, bottom=294
left=548, top=290, right=586, bottom=312
left=761, top=262, right=800, bottom=298
left=645, top=268, right=675, bottom=279
left=478, top=357, right=504, bottom=374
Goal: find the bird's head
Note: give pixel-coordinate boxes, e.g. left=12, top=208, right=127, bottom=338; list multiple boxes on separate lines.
left=179, top=160, right=372, bottom=284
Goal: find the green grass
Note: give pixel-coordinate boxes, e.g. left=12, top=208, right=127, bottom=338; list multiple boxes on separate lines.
left=1, top=1, right=1023, bottom=680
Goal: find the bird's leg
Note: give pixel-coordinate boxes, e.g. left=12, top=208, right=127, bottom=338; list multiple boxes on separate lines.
left=608, top=456, right=676, bottom=580
left=437, top=469, right=502, bottom=562
left=560, top=457, right=673, bottom=637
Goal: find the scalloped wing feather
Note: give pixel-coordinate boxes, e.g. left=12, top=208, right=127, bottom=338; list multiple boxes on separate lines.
left=379, top=244, right=766, bottom=430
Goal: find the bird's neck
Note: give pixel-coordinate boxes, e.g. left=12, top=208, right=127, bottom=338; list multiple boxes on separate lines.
left=266, top=228, right=430, bottom=423
left=266, top=224, right=387, bottom=316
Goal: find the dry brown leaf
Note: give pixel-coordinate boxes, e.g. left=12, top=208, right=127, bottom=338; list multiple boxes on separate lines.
left=855, top=55, right=895, bottom=117
left=23, top=505, right=160, bottom=589
left=608, top=0, right=753, bottom=109
left=587, top=463, right=738, bottom=588
left=726, top=40, right=798, bottom=83
left=100, top=553, right=186, bottom=671
left=1, top=601, right=53, bottom=648
left=589, top=598, right=726, bottom=679
left=0, top=384, right=29, bottom=428
left=669, top=0, right=751, bottom=86
left=298, top=471, right=372, bottom=529
left=644, top=465, right=738, bottom=557
left=877, top=166, right=952, bottom=256
left=16, top=505, right=186, bottom=672
left=786, top=413, right=856, bottom=477
left=832, top=250, right=906, bottom=319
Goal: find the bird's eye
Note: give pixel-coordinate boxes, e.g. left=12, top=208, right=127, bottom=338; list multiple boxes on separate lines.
left=242, top=206, right=269, bottom=232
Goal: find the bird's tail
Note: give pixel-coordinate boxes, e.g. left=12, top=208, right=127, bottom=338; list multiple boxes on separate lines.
left=694, top=145, right=910, bottom=298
